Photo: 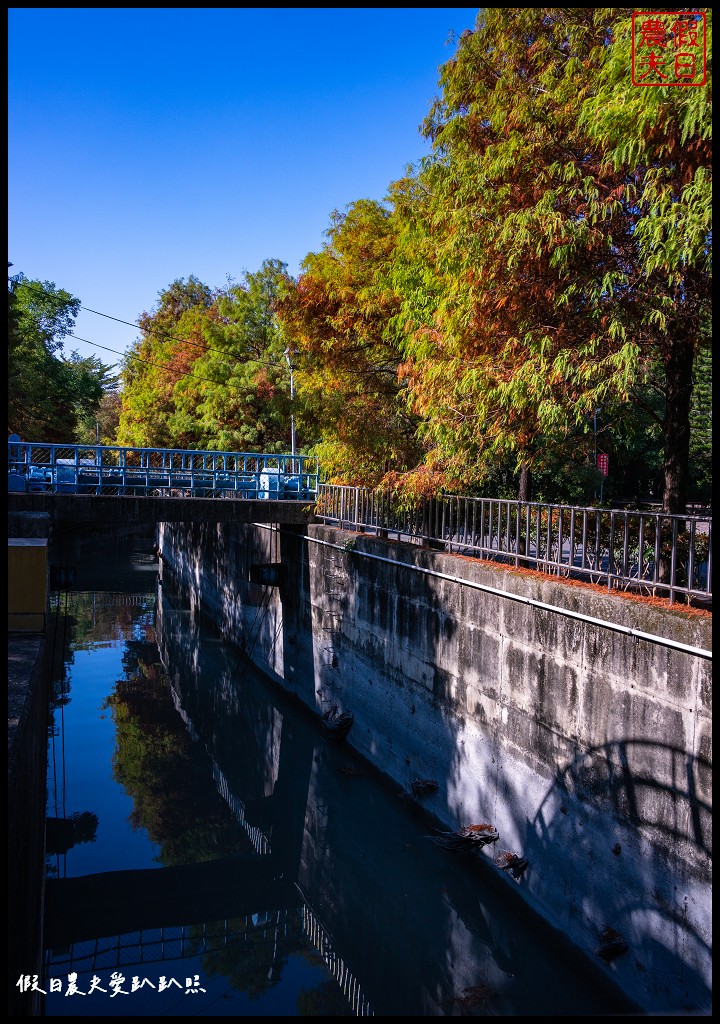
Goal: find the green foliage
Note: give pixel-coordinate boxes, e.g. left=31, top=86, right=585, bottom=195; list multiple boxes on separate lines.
left=64, top=353, right=120, bottom=443
left=117, top=263, right=302, bottom=453
left=388, top=9, right=711, bottom=511
left=688, top=342, right=712, bottom=503
left=8, top=272, right=116, bottom=442
left=64, top=10, right=711, bottom=509
left=276, top=199, right=423, bottom=485
left=186, top=260, right=297, bottom=452
left=88, top=387, right=123, bottom=445
left=117, top=275, right=217, bottom=448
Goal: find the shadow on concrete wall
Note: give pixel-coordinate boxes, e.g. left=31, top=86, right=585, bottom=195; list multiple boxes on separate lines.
left=152, top=522, right=712, bottom=1015
left=522, top=739, right=712, bottom=1012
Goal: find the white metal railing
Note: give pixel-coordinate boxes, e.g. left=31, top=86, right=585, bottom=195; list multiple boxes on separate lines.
left=301, top=902, right=375, bottom=1015
left=45, top=908, right=375, bottom=1015
left=8, top=438, right=319, bottom=500
left=315, top=484, right=712, bottom=607
left=44, top=914, right=294, bottom=974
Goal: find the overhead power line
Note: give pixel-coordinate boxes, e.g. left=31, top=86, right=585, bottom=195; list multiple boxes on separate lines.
left=11, top=276, right=287, bottom=367
left=11, top=276, right=294, bottom=390
left=66, top=333, right=284, bottom=395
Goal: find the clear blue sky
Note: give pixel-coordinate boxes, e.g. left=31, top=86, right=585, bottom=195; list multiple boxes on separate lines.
left=9, top=7, right=479, bottom=370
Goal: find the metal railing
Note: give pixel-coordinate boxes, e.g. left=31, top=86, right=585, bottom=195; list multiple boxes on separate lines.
left=315, top=484, right=712, bottom=606
left=7, top=439, right=320, bottom=501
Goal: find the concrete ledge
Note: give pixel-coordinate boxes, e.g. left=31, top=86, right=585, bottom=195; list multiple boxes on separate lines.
left=8, top=492, right=319, bottom=526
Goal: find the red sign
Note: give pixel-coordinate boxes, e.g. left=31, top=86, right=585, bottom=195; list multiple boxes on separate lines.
left=597, top=453, right=609, bottom=477
left=632, top=11, right=707, bottom=87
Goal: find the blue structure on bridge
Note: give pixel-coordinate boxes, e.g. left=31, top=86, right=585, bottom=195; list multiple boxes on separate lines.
left=7, top=435, right=319, bottom=500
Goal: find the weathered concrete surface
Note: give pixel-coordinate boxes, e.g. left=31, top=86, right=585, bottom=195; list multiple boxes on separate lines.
left=158, top=519, right=712, bottom=1015
left=8, top=492, right=317, bottom=527
left=9, top=511, right=53, bottom=538
left=8, top=512, right=51, bottom=1016
left=8, top=633, right=49, bottom=1018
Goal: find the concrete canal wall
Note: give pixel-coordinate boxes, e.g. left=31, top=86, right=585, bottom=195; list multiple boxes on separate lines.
left=8, top=513, right=52, bottom=1017
left=157, top=519, right=712, bottom=1015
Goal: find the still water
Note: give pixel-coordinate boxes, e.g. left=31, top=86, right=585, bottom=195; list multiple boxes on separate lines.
left=42, top=534, right=630, bottom=1016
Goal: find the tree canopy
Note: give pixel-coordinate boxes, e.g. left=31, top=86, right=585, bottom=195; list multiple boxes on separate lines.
left=117, top=264, right=300, bottom=452
left=8, top=271, right=116, bottom=442
left=20, top=10, right=710, bottom=510
left=390, top=8, right=711, bottom=511
left=276, top=199, right=424, bottom=485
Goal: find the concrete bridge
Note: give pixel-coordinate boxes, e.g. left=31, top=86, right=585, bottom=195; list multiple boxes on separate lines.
left=7, top=437, right=320, bottom=524
left=7, top=491, right=318, bottom=527
left=44, top=855, right=302, bottom=948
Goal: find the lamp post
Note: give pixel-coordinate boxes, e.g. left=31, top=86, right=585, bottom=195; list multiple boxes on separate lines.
left=284, top=348, right=296, bottom=469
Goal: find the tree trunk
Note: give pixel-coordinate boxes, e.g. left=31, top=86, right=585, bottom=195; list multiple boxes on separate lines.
left=662, top=339, right=694, bottom=515
left=518, top=460, right=532, bottom=503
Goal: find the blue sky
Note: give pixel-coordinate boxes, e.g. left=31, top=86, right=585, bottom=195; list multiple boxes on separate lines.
left=9, top=7, right=479, bottom=370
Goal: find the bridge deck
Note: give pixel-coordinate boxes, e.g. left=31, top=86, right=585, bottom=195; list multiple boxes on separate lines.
left=8, top=492, right=318, bottom=526
left=45, top=855, right=302, bottom=948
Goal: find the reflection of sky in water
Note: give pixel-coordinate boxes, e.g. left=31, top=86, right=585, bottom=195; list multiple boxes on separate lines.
left=47, top=642, right=164, bottom=876
left=43, top=548, right=638, bottom=1018
left=44, top=583, right=346, bottom=1017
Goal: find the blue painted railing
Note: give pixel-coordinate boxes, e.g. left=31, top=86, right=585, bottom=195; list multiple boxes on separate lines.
left=7, top=437, right=319, bottom=500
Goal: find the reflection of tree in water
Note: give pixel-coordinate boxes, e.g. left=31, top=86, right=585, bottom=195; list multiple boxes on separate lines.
left=187, top=912, right=298, bottom=1001
left=100, top=630, right=350, bottom=1010
left=47, top=594, right=156, bottom=713
left=180, top=914, right=352, bottom=1014
left=102, top=637, right=254, bottom=865
left=68, top=809, right=99, bottom=844
left=48, top=671, right=72, bottom=712
left=297, top=976, right=355, bottom=1016
left=46, top=811, right=100, bottom=858
left=51, top=591, right=155, bottom=651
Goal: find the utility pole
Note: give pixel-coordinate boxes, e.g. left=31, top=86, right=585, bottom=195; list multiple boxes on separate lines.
left=285, top=348, right=296, bottom=470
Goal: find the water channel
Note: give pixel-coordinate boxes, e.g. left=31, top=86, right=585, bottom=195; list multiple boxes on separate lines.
left=41, top=530, right=634, bottom=1016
